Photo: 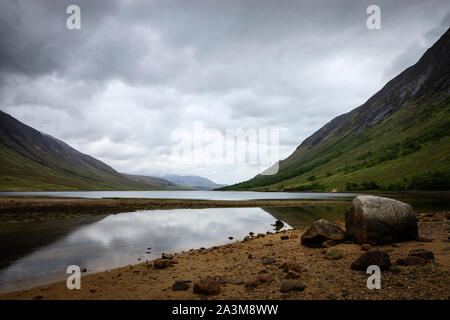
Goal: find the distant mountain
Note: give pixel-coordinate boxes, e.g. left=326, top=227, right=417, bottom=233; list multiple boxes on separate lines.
left=121, top=173, right=180, bottom=189
left=0, top=111, right=174, bottom=191
left=221, top=28, right=450, bottom=192
left=161, top=175, right=227, bottom=190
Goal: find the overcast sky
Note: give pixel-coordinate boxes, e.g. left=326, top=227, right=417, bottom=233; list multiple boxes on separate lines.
left=1, top=0, right=449, bottom=184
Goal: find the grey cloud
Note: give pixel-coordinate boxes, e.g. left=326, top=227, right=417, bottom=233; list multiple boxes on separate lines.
left=1, top=0, right=449, bottom=184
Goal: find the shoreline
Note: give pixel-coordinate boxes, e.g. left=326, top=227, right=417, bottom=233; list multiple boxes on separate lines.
left=1, top=211, right=449, bottom=300
left=0, top=196, right=350, bottom=223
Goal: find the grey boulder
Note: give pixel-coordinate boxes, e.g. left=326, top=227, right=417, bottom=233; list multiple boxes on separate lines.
left=345, top=195, right=418, bottom=244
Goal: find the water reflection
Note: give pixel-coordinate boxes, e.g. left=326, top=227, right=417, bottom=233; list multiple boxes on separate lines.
left=0, top=207, right=290, bottom=293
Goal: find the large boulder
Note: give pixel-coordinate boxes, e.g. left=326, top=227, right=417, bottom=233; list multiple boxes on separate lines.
left=345, top=196, right=418, bottom=244
left=301, top=219, right=346, bottom=248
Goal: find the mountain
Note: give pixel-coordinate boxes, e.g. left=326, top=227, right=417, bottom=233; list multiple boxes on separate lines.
left=121, top=173, right=180, bottom=189
left=161, top=175, right=227, bottom=190
left=221, top=28, right=450, bottom=192
left=0, top=111, right=174, bottom=191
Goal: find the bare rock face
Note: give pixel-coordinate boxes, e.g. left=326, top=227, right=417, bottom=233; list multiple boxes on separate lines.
left=301, top=219, right=346, bottom=248
left=345, top=196, right=418, bottom=245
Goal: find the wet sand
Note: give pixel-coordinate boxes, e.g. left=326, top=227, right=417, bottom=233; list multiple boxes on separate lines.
left=1, top=212, right=449, bottom=300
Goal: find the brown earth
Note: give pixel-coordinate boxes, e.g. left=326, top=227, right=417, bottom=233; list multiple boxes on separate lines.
left=1, top=212, right=449, bottom=300
left=0, top=196, right=348, bottom=223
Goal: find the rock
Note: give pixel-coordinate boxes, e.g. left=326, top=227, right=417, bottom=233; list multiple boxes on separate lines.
left=301, top=219, right=346, bottom=248
left=280, top=235, right=289, bottom=240
left=80, top=268, right=87, bottom=273
left=416, top=236, right=432, bottom=242
left=397, top=256, right=427, bottom=266
left=243, top=236, right=251, bottom=242
left=32, top=295, right=44, bottom=300
left=274, top=220, right=284, bottom=228
left=248, top=254, right=253, bottom=259
left=261, top=257, right=276, bottom=265
left=257, top=233, right=265, bottom=238
left=326, top=248, right=343, bottom=260
left=285, top=270, right=301, bottom=279
left=361, top=244, right=372, bottom=251
left=256, top=274, right=274, bottom=283
left=350, top=250, right=391, bottom=270
left=229, top=279, right=244, bottom=285
left=153, top=259, right=171, bottom=269
left=280, top=261, right=306, bottom=273
left=245, top=279, right=259, bottom=289
left=408, top=249, right=434, bottom=261
left=172, top=280, right=190, bottom=291
left=345, top=195, right=418, bottom=244
left=258, top=269, right=269, bottom=274
left=321, top=240, right=337, bottom=248
left=193, top=278, right=221, bottom=295
left=228, top=236, right=233, bottom=240
left=161, top=253, right=174, bottom=259
left=249, top=232, right=254, bottom=237
left=280, top=281, right=306, bottom=293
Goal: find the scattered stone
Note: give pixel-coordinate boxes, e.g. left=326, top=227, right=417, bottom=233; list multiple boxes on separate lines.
left=350, top=250, right=391, bottom=271
left=274, top=220, right=284, bottom=229
left=153, top=259, right=171, bottom=269
left=280, top=235, right=289, bottom=240
left=285, top=270, right=301, bottom=279
left=345, top=195, right=418, bottom=244
left=280, top=261, right=305, bottom=273
left=248, top=254, right=253, bottom=259
left=397, top=256, right=427, bottom=266
left=408, top=249, right=434, bottom=261
left=228, top=236, right=233, bottom=240
left=301, top=219, right=346, bottom=248
left=361, top=244, right=372, bottom=251
left=193, top=278, right=221, bottom=295
left=245, top=279, right=259, bottom=289
left=280, top=281, right=306, bottom=293
left=261, top=257, right=276, bottom=265
left=256, top=274, right=274, bottom=283
left=326, top=248, right=343, bottom=260
left=172, top=280, right=190, bottom=291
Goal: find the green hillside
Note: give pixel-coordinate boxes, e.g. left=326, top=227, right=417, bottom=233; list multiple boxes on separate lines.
left=0, top=111, right=174, bottom=191
left=221, top=29, right=450, bottom=192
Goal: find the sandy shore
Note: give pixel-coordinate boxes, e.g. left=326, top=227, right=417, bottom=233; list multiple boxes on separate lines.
left=1, top=211, right=449, bottom=300
left=0, top=196, right=348, bottom=223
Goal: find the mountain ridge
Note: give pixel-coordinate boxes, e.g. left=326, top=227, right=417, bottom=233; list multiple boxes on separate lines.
left=220, top=28, right=450, bottom=192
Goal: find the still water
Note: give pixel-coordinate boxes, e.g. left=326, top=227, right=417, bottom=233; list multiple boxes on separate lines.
left=0, top=207, right=296, bottom=293
left=0, top=190, right=358, bottom=200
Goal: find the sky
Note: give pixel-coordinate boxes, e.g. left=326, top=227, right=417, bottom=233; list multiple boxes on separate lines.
left=1, top=0, right=449, bottom=184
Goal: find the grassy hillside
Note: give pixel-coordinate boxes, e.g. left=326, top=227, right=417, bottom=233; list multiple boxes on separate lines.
left=221, top=29, right=450, bottom=192
left=0, top=111, right=172, bottom=191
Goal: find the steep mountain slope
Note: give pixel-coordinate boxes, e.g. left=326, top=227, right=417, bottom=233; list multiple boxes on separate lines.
left=221, top=28, right=450, bottom=192
left=161, top=175, right=227, bottom=190
left=0, top=111, right=171, bottom=191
